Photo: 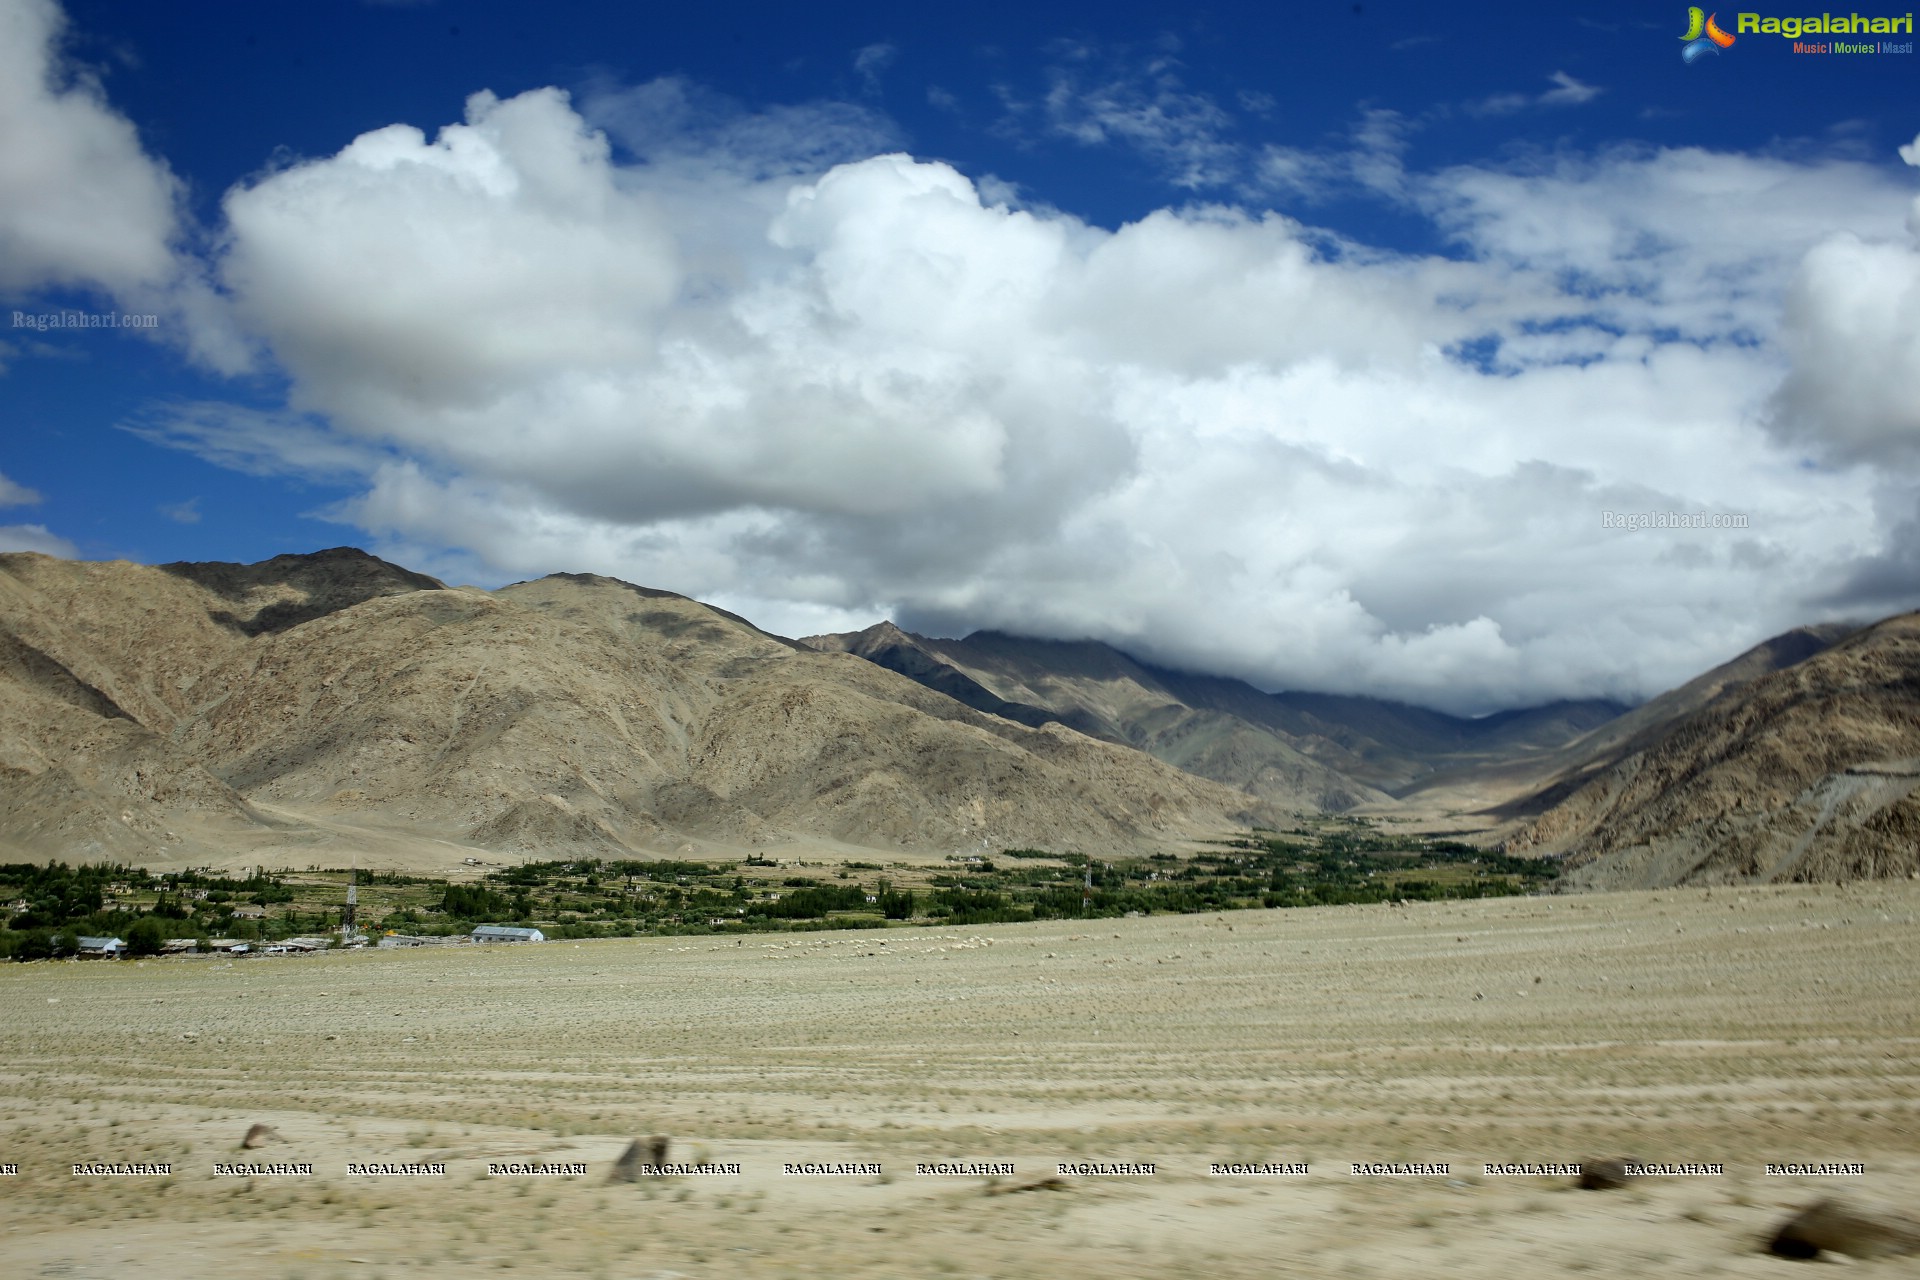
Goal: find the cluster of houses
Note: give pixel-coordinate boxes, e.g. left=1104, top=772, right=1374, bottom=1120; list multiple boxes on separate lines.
left=76, top=934, right=343, bottom=958
left=71, top=924, right=547, bottom=958
left=97, top=885, right=268, bottom=915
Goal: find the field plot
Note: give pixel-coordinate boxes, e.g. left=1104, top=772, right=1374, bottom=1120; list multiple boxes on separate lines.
left=3, top=881, right=1918, bottom=1278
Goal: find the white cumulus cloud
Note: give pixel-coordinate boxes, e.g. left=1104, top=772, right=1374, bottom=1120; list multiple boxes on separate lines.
left=0, top=523, right=75, bottom=556
left=0, top=0, right=177, bottom=295
left=0, top=0, right=245, bottom=369
left=140, top=81, right=1920, bottom=712
left=0, top=470, right=43, bottom=507
left=0, top=470, right=73, bottom=558
left=1766, top=134, right=1920, bottom=468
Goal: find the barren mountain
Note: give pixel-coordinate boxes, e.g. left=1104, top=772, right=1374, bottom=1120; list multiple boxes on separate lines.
left=1406, top=622, right=1859, bottom=815
left=803, top=623, right=1388, bottom=809
left=802, top=622, right=1627, bottom=807
left=0, top=552, right=267, bottom=864
left=7, top=547, right=1902, bottom=884
left=0, top=550, right=1266, bottom=871
left=1510, top=613, right=1920, bottom=887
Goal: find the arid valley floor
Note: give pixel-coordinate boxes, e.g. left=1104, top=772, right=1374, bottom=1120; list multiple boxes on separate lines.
left=3, top=881, right=1918, bottom=1278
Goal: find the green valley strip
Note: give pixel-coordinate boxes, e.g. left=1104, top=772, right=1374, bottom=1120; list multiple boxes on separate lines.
left=0, top=818, right=1557, bottom=957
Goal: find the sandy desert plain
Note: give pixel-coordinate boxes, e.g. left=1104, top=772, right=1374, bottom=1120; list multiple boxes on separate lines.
left=2, top=879, right=1917, bottom=1279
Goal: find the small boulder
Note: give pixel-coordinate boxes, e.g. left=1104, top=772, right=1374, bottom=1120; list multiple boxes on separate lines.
left=240, top=1123, right=281, bottom=1150
left=1766, top=1198, right=1920, bottom=1260
left=609, top=1135, right=671, bottom=1182
left=984, top=1175, right=1067, bottom=1196
left=1577, top=1157, right=1633, bottom=1190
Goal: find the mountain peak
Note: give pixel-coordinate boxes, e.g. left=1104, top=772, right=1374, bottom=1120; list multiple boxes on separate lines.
left=799, top=619, right=917, bottom=656
left=857, top=620, right=916, bottom=648
left=158, top=546, right=444, bottom=635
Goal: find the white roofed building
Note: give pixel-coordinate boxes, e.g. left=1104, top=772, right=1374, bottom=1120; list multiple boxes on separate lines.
left=471, top=925, right=545, bottom=943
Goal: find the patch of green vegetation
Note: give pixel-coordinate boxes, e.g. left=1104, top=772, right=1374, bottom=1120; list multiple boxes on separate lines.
left=0, top=861, right=364, bottom=958
left=0, top=818, right=1556, bottom=957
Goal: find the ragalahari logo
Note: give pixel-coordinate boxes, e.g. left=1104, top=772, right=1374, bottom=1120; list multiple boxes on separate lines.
left=1680, top=7, right=1738, bottom=59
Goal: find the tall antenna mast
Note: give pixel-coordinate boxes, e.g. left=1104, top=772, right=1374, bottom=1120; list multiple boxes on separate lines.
left=342, top=848, right=358, bottom=939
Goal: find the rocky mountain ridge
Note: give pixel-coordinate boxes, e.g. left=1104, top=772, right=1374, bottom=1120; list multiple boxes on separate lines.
left=0, top=550, right=1264, bottom=871
left=802, top=621, right=1632, bottom=808
left=2, top=547, right=1908, bottom=886
left=1510, top=614, right=1920, bottom=887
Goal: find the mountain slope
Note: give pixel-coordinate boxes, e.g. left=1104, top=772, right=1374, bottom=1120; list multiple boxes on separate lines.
left=1148, top=667, right=1628, bottom=794
left=805, top=624, right=1390, bottom=810
left=1510, top=613, right=1920, bottom=887
left=0, top=552, right=323, bottom=864
left=1399, top=623, right=1860, bottom=816
left=804, top=622, right=1628, bottom=808
left=5, top=547, right=1897, bottom=884
left=0, top=552, right=1267, bottom=870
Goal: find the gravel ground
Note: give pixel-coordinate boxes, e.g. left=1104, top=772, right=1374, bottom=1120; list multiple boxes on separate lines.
left=3, top=880, right=1917, bottom=1278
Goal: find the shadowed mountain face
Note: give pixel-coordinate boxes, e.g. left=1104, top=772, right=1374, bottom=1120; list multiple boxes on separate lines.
left=1510, top=614, right=1920, bottom=887
left=806, top=622, right=1111, bottom=738
left=802, top=622, right=1630, bottom=809
left=0, top=551, right=1264, bottom=871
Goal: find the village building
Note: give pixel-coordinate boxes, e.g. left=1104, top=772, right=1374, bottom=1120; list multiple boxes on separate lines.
left=471, top=924, right=545, bottom=943
left=261, top=940, right=330, bottom=954
left=76, top=935, right=126, bottom=958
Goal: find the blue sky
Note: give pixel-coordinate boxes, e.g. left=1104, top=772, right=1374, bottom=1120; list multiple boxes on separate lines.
left=3, top=0, right=1918, bottom=712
